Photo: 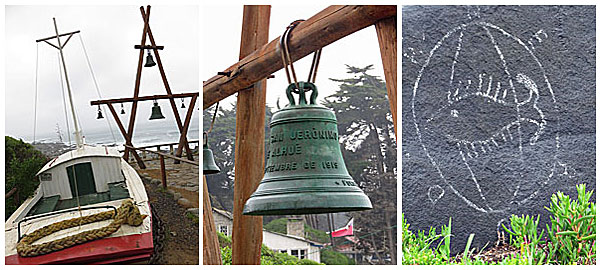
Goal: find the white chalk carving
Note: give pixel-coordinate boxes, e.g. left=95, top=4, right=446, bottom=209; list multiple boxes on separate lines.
left=428, top=185, right=445, bottom=205
left=412, top=21, right=561, bottom=214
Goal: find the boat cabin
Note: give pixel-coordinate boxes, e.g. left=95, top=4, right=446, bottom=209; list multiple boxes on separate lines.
left=26, top=146, right=131, bottom=216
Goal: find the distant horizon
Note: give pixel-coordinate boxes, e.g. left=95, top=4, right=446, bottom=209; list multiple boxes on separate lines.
left=7, top=116, right=200, bottom=144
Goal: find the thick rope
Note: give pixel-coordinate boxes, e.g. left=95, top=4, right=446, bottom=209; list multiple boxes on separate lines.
left=17, top=200, right=147, bottom=257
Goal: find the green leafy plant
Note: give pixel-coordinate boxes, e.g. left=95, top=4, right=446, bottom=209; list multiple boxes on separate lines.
left=5, top=136, right=48, bottom=219
left=219, top=232, right=323, bottom=265
left=320, top=249, right=355, bottom=265
left=545, top=184, right=596, bottom=264
left=502, top=214, right=546, bottom=264
left=402, top=184, right=596, bottom=265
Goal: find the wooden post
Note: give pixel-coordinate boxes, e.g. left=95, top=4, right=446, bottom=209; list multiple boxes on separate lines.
left=375, top=14, right=397, bottom=137
left=159, top=154, right=167, bottom=189
left=124, top=5, right=151, bottom=161
left=203, top=176, right=222, bottom=265
left=203, top=5, right=397, bottom=109
left=231, top=5, right=270, bottom=265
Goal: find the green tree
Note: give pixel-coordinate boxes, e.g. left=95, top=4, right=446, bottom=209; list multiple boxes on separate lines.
left=203, top=103, right=274, bottom=212
left=5, top=136, right=48, bottom=219
left=324, top=65, right=397, bottom=264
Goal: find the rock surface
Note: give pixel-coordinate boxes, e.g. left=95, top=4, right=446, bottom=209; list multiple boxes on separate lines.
left=402, top=5, right=595, bottom=253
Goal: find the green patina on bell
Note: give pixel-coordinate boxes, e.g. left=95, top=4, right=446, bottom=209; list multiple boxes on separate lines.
left=243, top=82, right=372, bottom=215
left=203, top=133, right=220, bottom=174
left=149, top=101, right=165, bottom=120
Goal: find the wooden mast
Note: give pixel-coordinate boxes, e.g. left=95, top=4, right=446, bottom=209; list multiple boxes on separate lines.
left=37, top=18, right=84, bottom=148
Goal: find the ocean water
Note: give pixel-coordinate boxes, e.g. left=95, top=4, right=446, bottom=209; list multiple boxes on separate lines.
left=34, top=120, right=199, bottom=151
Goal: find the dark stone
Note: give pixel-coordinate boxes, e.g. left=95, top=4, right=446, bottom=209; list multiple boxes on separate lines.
left=402, top=5, right=595, bottom=253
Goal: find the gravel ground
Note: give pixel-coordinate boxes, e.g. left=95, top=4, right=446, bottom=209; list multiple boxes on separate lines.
left=142, top=176, right=199, bottom=265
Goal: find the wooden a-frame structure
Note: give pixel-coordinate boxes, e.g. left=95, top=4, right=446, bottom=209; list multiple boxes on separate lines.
left=91, top=6, right=198, bottom=168
left=203, top=5, right=397, bottom=265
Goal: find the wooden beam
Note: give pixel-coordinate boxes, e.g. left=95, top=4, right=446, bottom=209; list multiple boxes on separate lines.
left=90, top=92, right=198, bottom=105
left=203, top=176, right=222, bottom=265
left=124, top=5, right=151, bottom=161
left=107, top=104, right=146, bottom=169
left=203, top=5, right=397, bottom=109
left=231, top=5, right=270, bottom=265
left=5, top=187, right=17, bottom=199
left=35, top=30, right=80, bottom=42
left=174, top=94, right=198, bottom=160
left=134, top=45, right=164, bottom=50
left=124, top=145, right=199, bottom=166
left=375, top=15, right=397, bottom=137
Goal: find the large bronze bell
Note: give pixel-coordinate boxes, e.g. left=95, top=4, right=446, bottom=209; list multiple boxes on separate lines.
left=243, top=82, right=372, bottom=215
left=203, top=133, right=220, bottom=174
left=149, top=101, right=165, bottom=120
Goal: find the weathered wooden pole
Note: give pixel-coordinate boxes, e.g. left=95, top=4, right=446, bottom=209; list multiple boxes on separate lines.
left=203, top=5, right=396, bottom=109
left=123, top=5, right=151, bottom=162
left=375, top=13, right=397, bottom=137
left=159, top=155, right=167, bottom=189
left=231, top=5, right=270, bottom=265
left=203, top=176, right=222, bottom=265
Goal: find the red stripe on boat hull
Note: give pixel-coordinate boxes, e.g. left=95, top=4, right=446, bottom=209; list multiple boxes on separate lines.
left=5, top=232, right=153, bottom=265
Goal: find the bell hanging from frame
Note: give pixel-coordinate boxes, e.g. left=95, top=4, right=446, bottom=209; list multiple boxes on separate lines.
left=243, top=82, right=372, bottom=216
left=181, top=98, right=186, bottom=109
left=120, top=103, right=126, bottom=114
left=144, top=50, right=156, bottom=67
left=149, top=101, right=165, bottom=120
left=203, top=133, right=220, bottom=174
left=97, top=109, right=104, bottom=119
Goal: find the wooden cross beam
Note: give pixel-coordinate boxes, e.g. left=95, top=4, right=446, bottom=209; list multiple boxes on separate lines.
left=203, top=5, right=397, bottom=109
left=91, top=92, right=198, bottom=105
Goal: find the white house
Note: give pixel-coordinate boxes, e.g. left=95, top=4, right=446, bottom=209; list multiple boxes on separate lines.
left=213, top=208, right=233, bottom=237
left=211, top=209, right=323, bottom=263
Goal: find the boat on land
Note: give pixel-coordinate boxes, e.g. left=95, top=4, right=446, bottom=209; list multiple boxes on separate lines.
left=4, top=18, right=153, bottom=265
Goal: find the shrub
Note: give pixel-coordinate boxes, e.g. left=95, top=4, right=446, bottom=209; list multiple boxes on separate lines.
left=217, top=231, right=231, bottom=248
left=502, top=214, right=546, bottom=264
left=545, top=184, right=596, bottom=264
left=219, top=231, right=323, bottom=265
left=320, top=249, right=355, bottom=265
left=5, top=136, right=47, bottom=219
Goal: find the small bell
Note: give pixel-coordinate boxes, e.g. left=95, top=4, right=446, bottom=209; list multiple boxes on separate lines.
left=120, top=103, right=126, bottom=114
left=203, top=132, right=220, bottom=174
left=97, top=105, right=104, bottom=119
left=149, top=100, right=165, bottom=120
left=181, top=98, right=186, bottom=109
left=144, top=50, right=156, bottom=67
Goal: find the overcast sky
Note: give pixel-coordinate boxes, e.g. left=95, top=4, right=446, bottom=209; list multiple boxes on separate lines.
left=4, top=4, right=386, bottom=142
left=201, top=5, right=385, bottom=112
left=4, top=5, right=199, bottom=141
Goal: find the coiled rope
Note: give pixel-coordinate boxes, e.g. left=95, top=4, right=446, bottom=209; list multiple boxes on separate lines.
left=17, top=200, right=147, bottom=257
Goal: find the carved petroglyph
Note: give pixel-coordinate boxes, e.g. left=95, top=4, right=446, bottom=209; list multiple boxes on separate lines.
left=428, top=185, right=445, bottom=205
left=412, top=21, right=561, bottom=214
